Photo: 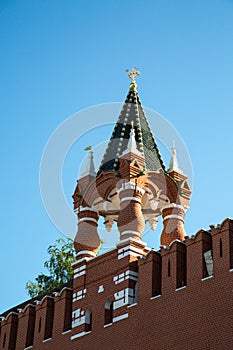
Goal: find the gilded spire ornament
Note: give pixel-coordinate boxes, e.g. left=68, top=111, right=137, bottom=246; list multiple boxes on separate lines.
left=125, top=67, right=140, bottom=90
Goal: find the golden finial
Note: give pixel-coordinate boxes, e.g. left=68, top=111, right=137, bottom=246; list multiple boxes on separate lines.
left=126, top=67, right=140, bottom=81
left=125, top=67, right=140, bottom=90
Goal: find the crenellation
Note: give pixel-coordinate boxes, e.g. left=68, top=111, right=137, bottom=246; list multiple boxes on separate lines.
left=151, top=251, right=162, bottom=297
left=209, top=218, right=233, bottom=276
left=169, top=240, right=187, bottom=289
left=137, top=250, right=159, bottom=300
left=0, top=312, right=18, bottom=350
left=186, top=229, right=210, bottom=286
left=52, top=287, right=72, bottom=336
left=16, top=304, right=35, bottom=350
left=1, top=220, right=232, bottom=349
left=31, top=296, right=53, bottom=348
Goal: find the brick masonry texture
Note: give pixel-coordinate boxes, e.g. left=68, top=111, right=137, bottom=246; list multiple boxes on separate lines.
left=1, top=218, right=233, bottom=350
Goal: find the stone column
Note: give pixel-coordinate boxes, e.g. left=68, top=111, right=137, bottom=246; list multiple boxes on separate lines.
left=74, top=206, right=101, bottom=259
left=161, top=203, right=187, bottom=246
left=117, top=182, right=145, bottom=241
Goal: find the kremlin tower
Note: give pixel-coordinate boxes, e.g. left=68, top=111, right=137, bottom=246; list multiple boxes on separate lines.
left=1, top=70, right=232, bottom=350
left=72, top=68, right=191, bottom=258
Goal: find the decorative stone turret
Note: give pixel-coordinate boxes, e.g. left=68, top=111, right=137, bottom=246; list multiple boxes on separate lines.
left=74, top=206, right=101, bottom=259
left=116, top=122, right=146, bottom=241
left=160, top=203, right=187, bottom=246
left=117, top=181, right=145, bottom=241
left=155, top=144, right=191, bottom=246
left=83, top=150, right=96, bottom=177
left=167, top=144, right=191, bottom=202
left=72, top=69, right=191, bottom=263
left=73, top=151, right=101, bottom=260
left=77, top=150, right=96, bottom=192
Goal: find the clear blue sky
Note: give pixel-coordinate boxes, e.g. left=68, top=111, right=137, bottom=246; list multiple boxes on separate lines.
left=0, top=0, right=233, bottom=313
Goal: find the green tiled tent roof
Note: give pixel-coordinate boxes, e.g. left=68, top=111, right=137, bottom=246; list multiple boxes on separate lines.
left=99, top=85, right=165, bottom=173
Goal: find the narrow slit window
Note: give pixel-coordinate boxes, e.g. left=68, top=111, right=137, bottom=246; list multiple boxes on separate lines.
left=38, top=317, right=42, bottom=333
left=3, top=333, right=6, bottom=348
left=168, top=259, right=171, bottom=277
left=220, top=238, right=223, bottom=257
left=151, top=254, right=162, bottom=297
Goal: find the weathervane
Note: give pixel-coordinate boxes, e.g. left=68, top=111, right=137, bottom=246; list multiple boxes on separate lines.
left=126, top=67, right=140, bottom=82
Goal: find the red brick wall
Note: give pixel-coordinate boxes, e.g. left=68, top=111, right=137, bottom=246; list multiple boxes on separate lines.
left=1, top=219, right=233, bottom=350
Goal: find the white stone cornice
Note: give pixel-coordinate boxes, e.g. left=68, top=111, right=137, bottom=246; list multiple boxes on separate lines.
left=74, top=207, right=79, bottom=214
left=163, top=214, right=184, bottom=222
left=162, top=203, right=189, bottom=212
left=120, top=196, right=141, bottom=204
left=78, top=217, right=98, bottom=224
left=76, top=250, right=96, bottom=257
left=116, top=237, right=147, bottom=248
left=78, top=206, right=98, bottom=213
left=118, top=181, right=145, bottom=195
left=22, top=304, right=36, bottom=313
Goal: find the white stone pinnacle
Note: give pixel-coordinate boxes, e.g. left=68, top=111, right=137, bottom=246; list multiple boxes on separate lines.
left=82, top=151, right=96, bottom=177
left=168, top=142, right=183, bottom=173
left=121, top=122, right=143, bottom=157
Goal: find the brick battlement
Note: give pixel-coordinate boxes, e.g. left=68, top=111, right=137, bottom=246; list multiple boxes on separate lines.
left=1, top=218, right=233, bottom=350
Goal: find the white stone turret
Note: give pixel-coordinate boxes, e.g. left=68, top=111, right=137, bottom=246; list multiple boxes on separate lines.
left=168, top=142, right=183, bottom=174
left=82, top=151, right=96, bottom=177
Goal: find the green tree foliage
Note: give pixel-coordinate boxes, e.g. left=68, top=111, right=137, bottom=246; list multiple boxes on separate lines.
left=26, top=238, right=76, bottom=298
